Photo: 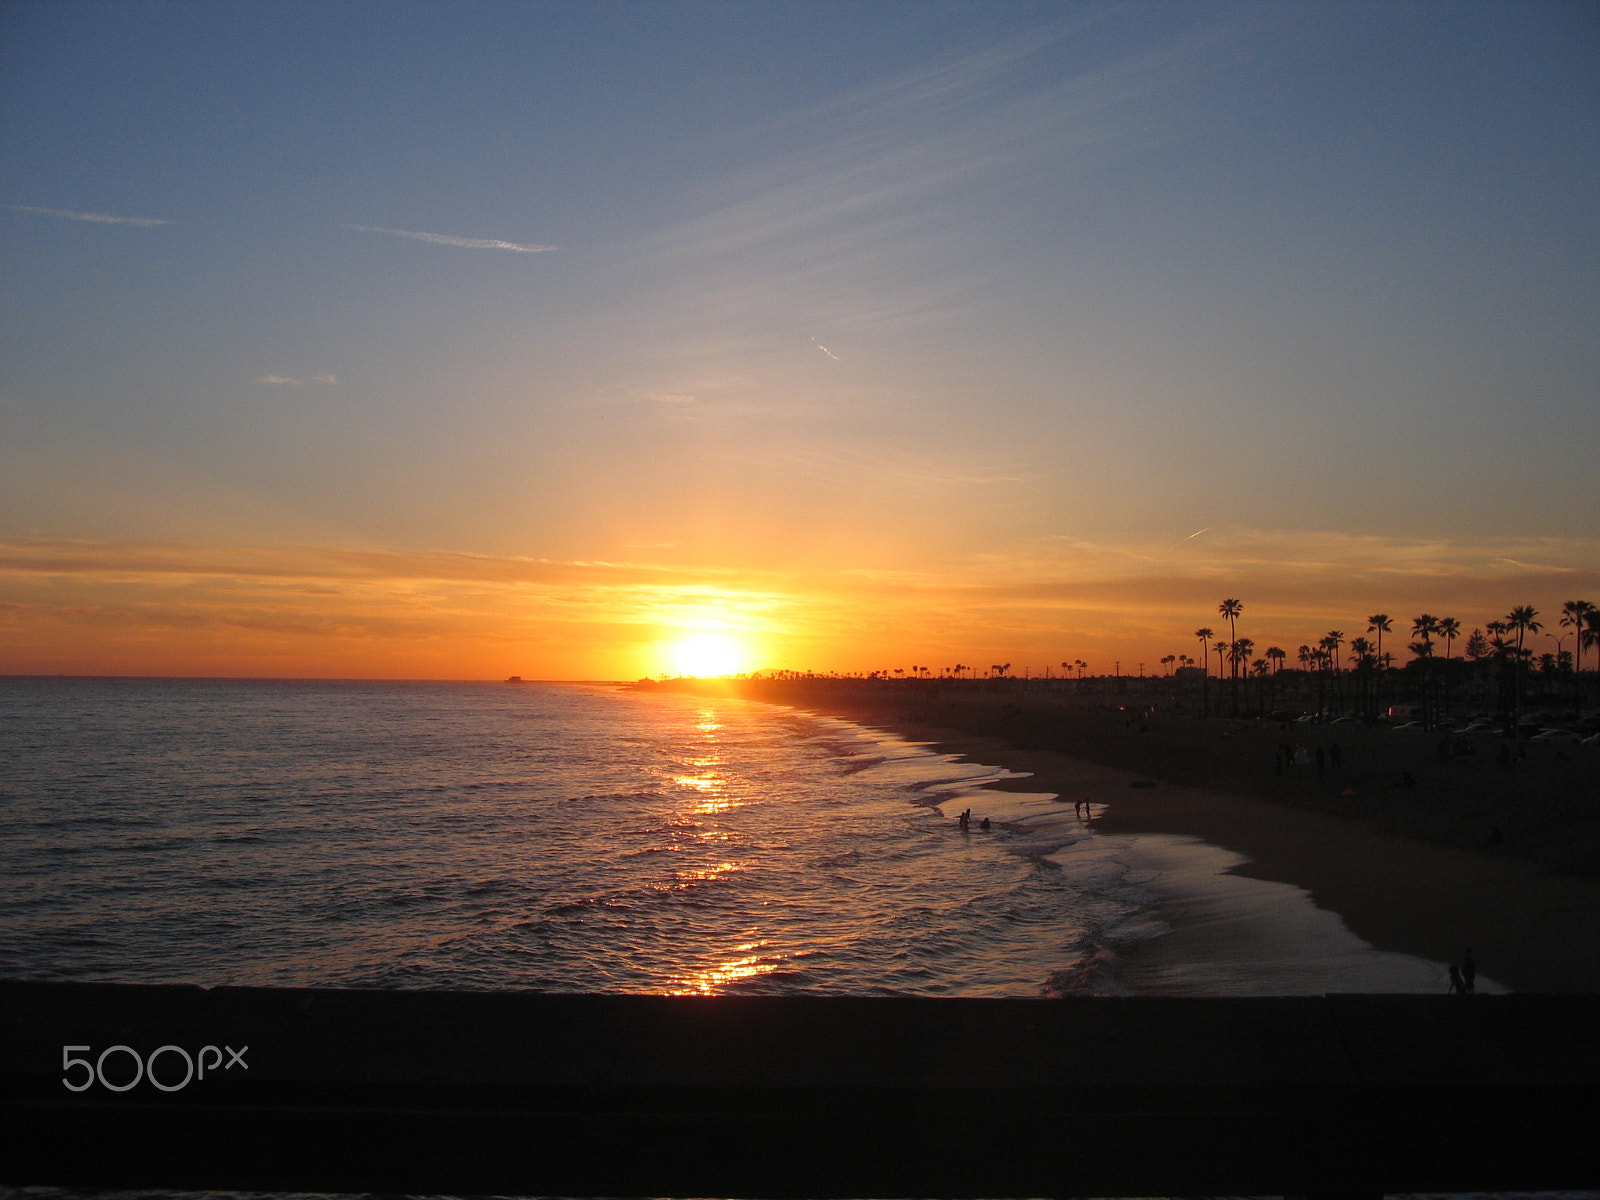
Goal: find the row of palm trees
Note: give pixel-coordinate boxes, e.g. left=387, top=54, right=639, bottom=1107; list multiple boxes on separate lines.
left=1191, top=599, right=1600, bottom=723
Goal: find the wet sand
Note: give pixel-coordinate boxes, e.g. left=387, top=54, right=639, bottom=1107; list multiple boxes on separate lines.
left=678, top=681, right=1600, bottom=994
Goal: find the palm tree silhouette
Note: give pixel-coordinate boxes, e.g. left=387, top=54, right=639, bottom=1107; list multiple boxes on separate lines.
left=1229, top=638, right=1254, bottom=710
left=1437, top=617, right=1461, bottom=715
left=1323, top=630, right=1345, bottom=712
left=1195, top=627, right=1215, bottom=715
left=1561, top=600, right=1595, bottom=679
left=1411, top=615, right=1440, bottom=725
left=1506, top=605, right=1542, bottom=728
left=1348, top=636, right=1375, bottom=716
left=1218, top=600, right=1242, bottom=712
left=1260, top=651, right=1282, bottom=707
left=1367, top=614, right=1392, bottom=711
left=1265, top=647, right=1286, bottom=710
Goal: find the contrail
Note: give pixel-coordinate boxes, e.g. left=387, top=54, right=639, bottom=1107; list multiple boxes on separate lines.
left=345, top=224, right=556, bottom=253
left=812, top=337, right=840, bottom=361
left=7, top=203, right=172, bottom=227
left=1187, top=527, right=1210, bottom=539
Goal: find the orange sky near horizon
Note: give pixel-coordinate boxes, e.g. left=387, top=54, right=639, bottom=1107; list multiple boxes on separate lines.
left=5, top=532, right=1594, bottom=681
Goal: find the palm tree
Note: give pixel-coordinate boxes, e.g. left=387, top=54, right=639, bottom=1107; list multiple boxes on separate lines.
left=1266, top=646, right=1287, bottom=672
left=1561, top=601, right=1595, bottom=677
left=1229, top=637, right=1255, bottom=710
left=1438, top=617, right=1461, bottom=716
left=1585, top=612, right=1600, bottom=709
left=1312, top=645, right=1332, bottom=714
left=1439, top=617, right=1460, bottom=658
left=1218, top=599, right=1242, bottom=712
left=1411, top=615, right=1440, bottom=726
left=1367, top=614, right=1393, bottom=711
left=1322, top=630, right=1345, bottom=712
left=1348, top=636, right=1375, bottom=717
left=1195, top=628, right=1215, bottom=714
left=1506, top=605, right=1542, bottom=728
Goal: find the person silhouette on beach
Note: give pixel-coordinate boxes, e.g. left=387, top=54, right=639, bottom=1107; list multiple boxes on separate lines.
left=1463, top=948, right=1476, bottom=993
left=958, top=808, right=970, bottom=832
left=1075, top=798, right=1092, bottom=819
left=1448, top=964, right=1465, bottom=994
left=979, top=816, right=990, bottom=831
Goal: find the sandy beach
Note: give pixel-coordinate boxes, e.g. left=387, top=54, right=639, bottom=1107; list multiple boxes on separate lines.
left=666, top=679, right=1600, bottom=994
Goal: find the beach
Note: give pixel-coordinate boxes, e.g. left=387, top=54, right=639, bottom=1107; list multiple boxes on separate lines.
left=698, top=679, right=1600, bottom=994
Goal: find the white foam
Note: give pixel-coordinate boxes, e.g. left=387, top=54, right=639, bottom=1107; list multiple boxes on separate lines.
left=1091, top=832, right=1507, bottom=996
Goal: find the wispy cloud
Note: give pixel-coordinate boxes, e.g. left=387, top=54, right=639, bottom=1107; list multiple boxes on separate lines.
left=5, top=203, right=173, bottom=227
left=256, top=373, right=338, bottom=387
left=614, top=11, right=1247, bottom=357
left=344, top=224, right=557, bottom=254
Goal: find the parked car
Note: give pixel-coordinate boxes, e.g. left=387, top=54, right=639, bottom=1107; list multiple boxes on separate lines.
left=1530, top=729, right=1582, bottom=744
left=1328, top=715, right=1361, bottom=726
left=1461, top=720, right=1499, bottom=734
left=1392, top=721, right=1428, bottom=732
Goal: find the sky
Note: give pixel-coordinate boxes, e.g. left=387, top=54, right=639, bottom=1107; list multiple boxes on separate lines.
left=2, top=0, right=1597, bottom=679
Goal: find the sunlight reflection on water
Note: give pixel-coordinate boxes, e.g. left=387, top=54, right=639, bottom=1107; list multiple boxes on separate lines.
left=0, top=678, right=1114, bottom=996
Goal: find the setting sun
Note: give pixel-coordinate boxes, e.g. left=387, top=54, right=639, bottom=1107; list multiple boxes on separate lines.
left=666, top=634, right=748, bottom=678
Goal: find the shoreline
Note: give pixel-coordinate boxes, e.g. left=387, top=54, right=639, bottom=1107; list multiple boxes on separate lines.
left=698, top=682, right=1600, bottom=994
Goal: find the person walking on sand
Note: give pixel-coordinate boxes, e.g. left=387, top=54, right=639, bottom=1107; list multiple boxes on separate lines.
left=1463, top=947, right=1476, bottom=993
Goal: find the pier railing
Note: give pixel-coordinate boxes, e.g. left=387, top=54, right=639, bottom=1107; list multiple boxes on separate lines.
left=3, top=981, right=1595, bottom=1197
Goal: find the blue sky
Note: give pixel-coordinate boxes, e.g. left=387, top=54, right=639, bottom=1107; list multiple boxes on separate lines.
left=2, top=1, right=1596, bottom=676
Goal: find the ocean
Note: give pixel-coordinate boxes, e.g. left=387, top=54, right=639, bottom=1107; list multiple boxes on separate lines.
left=9, top=677, right=1592, bottom=1200
left=1, top=676, right=1459, bottom=997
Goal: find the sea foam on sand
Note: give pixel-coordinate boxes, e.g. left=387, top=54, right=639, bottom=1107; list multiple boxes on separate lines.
left=928, top=760, right=1498, bottom=997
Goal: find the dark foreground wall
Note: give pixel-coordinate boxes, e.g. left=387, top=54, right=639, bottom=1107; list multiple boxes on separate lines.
left=3, top=982, right=1595, bottom=1197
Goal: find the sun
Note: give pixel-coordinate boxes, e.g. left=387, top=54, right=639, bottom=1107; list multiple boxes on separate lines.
left=667, top=633, right=747, bottom=677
